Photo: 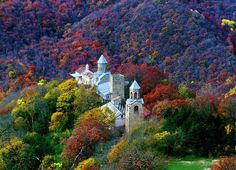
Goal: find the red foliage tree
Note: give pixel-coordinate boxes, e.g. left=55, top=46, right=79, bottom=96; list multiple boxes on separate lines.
left=152, top=99, right=192, bottom=119
left=144, top=84, right=183, bottom=110
left=62, top=117, right=110, bottom=162
left=211, top=156, right=236, bottom=170
left=115, top=63, right=164, bottom=94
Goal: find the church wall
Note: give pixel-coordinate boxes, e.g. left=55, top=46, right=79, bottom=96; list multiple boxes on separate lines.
left=110, top=74, right=125, bottom=99
left=97, top=73, right=110, bottom=85
left=125, top=102, right=144, bottom=132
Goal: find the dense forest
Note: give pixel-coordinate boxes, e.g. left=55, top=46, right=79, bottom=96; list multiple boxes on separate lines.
left=0, top=0, right=236, bottom=169
left=1, top=76, right=236, bottom=169
left=0, top=0, right=236, bottom=97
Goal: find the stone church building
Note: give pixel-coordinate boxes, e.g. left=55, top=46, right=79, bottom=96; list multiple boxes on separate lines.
left=71, top=54, right=148, bottom=132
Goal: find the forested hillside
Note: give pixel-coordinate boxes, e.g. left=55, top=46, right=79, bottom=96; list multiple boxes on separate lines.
left=0, top=0, right=236, bottom=98
left=1, top=0, right=236, bottom=169
left=0, top=78, right=236, bottom=169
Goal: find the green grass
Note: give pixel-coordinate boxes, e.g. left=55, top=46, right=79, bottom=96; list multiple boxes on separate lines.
left=167, top=157, right=214, bottom=170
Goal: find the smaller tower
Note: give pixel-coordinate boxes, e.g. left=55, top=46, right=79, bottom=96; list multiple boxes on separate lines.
left=125, top=80, right=144, bottom=132
left=97, top=54, right=107, bottom=74
left=130, top=80, right=140, bottom=99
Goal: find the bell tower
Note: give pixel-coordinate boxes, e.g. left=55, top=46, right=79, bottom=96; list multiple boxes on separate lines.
left=125, top=80, right=144, bottom=132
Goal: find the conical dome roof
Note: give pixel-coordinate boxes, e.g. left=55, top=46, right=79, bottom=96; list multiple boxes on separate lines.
left=130, top=80, right=140, bottom=90
left=97, top=54, right=108, bottom=64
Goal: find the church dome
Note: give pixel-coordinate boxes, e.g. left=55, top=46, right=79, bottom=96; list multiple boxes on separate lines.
left=97, top=55, right=108, bottom=64
left=130, top=80, right=140, bottom=90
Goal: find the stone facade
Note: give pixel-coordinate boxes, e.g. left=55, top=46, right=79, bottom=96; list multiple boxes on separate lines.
left=110, top=74, right=125, bottom=99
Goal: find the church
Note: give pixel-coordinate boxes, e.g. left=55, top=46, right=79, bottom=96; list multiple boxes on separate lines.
left=70, top=54, right=147, bottom=132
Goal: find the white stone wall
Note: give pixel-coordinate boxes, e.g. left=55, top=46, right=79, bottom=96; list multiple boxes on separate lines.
left=110, top=74, right=125, bottom=99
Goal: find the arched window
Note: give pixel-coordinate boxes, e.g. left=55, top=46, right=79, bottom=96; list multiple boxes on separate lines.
left=134, top=106, right=139, bottom=114
left=134, top=92, right=137, bottom=99
left=130, top=92, right=133, bottom=98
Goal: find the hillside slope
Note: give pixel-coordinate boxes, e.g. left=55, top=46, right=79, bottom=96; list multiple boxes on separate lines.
left=0, top=0, right=236, bottom=96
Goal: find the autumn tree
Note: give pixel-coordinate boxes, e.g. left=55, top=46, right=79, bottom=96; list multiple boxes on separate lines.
left=144, top=84, right=183, bottom=110
left=49, top=112, right=68, bottom=132
left=75, top=157, right=98, bottom=170
left=78, top=107, right=115, bottom=127
left=12, top=87, right=50, bottom=133
left=62, top=117, right=110, bottom=168
left=0, top=138, right=30, bottom=170
left=115, top=63, right=164, bottom=95
left=211, top=156, right=236, bottom=170
left=152, top=99, right=191, bottom=120
left=114, top=145, right=165, bottom=170
left=107, top=122, right=167, bottom=170
left=73, top=85, right=103, bottom=116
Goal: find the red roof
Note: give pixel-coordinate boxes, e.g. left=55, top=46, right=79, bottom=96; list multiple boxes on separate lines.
left=76, top=66, right=85, bottom=73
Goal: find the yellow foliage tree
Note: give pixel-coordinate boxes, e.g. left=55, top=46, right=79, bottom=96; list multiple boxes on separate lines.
left=49, top=112, right=68, bottom=131
left=107, top=140, right=128, bottom=163
left=225, top=85, right=236, bottom=98
left=75, top=157, right=98, bottom=170
left=78, top=108, right=115, bottom=127
left=58, top=79, right=77, bottom=92
left=0, top=138, right=28, bottom=169
left=221, top=19, right=235, bottom=31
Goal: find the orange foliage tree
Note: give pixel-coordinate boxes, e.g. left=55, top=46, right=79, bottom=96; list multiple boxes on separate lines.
left=152, top=99, right=191, bottom=120
left=144, top=84, right=183, bottom=110
left=211, top=156, right=236, bottom=170
left=61, top=117, right=110, bottom=164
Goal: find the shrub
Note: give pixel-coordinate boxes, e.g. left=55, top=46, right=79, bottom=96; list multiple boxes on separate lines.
left=75, top=157, right=98, bottom=170
left=107, top=140, right=128, bottom=164
left=110, top=144, right=166, bottom=170
left=8, top=70, right=17, bottom=79
left=40, top=155, right=54, bottom=170
left=38, top=79, right=47, bottom=86
left=211, top=156, right=236, bottom=170
left=178, top=84, right=196, bottom=98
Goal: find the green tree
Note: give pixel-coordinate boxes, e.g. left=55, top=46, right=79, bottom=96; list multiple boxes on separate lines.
left=44, top=87, right=61, bottom=111
left=78, top=107, right=115, bottom=127
left=12, top=87, right=50, bottom=133
left=0, top=138, right=30, bottom=170
left=23, top=132, right=53, bottom=165
left=73, top=86, right=103, bottom=116
left=49, top=112, right=68, bottom=132
left=162, top=100, right=225, bottom=156
left=178, top=84, right=195, bottom=99
left=40, top=155, right=54, bottom=170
